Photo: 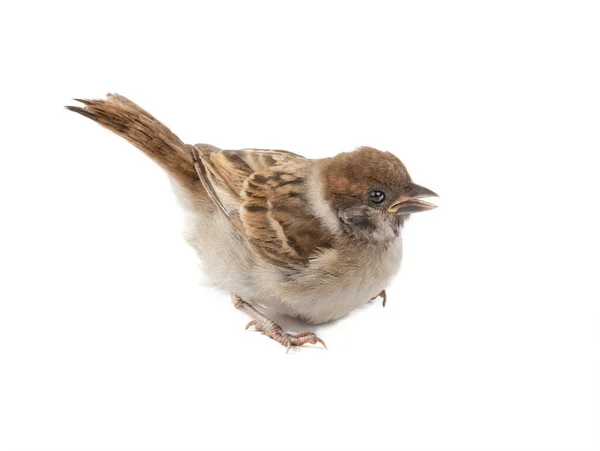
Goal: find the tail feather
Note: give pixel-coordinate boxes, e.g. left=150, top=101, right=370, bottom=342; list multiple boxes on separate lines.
left=66, top=94, right=200, bottom=192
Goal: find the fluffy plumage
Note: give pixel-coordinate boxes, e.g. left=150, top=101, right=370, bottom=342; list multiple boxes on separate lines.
left=67, top=94, right=437, bottom=349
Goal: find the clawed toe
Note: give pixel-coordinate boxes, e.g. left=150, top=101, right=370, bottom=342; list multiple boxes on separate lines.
left=234, top=294, right=326, bottom=351
left=243, top=322, right=326, bottom=351
left=313, top=336, right=327, bottom=349
left=284, top=332, right=327, bottom=353
left=370, top=289, right=387, bottom=307
left=288, top=331, right=327, bottom=349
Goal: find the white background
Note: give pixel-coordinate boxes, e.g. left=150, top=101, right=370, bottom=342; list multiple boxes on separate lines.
left=1, top=1, right=598, bottom=450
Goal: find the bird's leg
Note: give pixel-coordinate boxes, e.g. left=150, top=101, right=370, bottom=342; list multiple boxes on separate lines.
left=231, top=294, right=326, bottom=351
left=370, top=289, right=387, bottom=307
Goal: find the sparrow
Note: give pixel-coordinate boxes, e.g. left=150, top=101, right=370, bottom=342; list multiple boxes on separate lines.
left=66, top=94, right=438, bottom=350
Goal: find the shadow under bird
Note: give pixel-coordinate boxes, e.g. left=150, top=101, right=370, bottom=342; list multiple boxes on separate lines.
left=67, top=94, right=438, bottom=350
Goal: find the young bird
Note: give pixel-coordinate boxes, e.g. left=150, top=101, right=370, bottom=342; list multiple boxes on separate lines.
left=67, top=94, right=438, bottom=350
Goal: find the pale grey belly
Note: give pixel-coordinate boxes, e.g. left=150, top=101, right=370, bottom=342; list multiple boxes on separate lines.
left=271, top=243, right=403, bottom=323
left=184, top=211, right=403, bottom=324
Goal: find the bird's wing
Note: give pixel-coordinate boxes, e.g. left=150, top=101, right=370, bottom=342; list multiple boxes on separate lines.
left=193, top=146, right=332, bottom=268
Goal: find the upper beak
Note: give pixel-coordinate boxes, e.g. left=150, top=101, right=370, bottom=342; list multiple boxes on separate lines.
left=387, top=183, right=439, bottom=214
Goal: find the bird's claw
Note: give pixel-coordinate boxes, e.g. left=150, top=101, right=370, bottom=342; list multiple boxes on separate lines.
left=244, top=322, right=327, bottom=351
left=370, top=290, right=387, bottom=307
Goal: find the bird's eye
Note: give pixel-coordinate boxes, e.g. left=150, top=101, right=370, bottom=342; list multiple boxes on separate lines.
left=368, top=190, right=386, bottom=204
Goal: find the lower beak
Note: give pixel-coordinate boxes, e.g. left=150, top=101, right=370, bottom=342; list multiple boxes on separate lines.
left=388, top=183, right=438, bottom=214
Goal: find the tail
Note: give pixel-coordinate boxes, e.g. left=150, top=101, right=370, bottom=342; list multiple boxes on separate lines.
left=66, top=94, right=199, bottom=192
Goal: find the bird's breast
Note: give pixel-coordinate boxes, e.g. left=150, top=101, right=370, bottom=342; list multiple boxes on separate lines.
left=273, top=237, right=404, bottom=323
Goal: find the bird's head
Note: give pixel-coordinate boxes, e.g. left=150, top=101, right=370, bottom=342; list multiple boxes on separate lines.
left=319, top=146, right=438, bottom=241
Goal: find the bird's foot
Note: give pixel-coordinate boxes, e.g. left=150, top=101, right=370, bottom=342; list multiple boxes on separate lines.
left=370, top=289, right=387, bottom=307
left=232, top=294, right=327, bottom=352
left=245, top=320, right=327, bottom=352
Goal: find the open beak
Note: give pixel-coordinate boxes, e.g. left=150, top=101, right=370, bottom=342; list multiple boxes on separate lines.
left=388, top=183, right=438, bottom=214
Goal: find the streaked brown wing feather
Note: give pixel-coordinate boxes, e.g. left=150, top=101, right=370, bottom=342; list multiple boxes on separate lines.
left=194, top=146, right=304, bottom=210
left=240, top=165, right=333, bottom=268
left=193, top=146, right=331, bottom=268
left=234, top=148, right=305, bottom=172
